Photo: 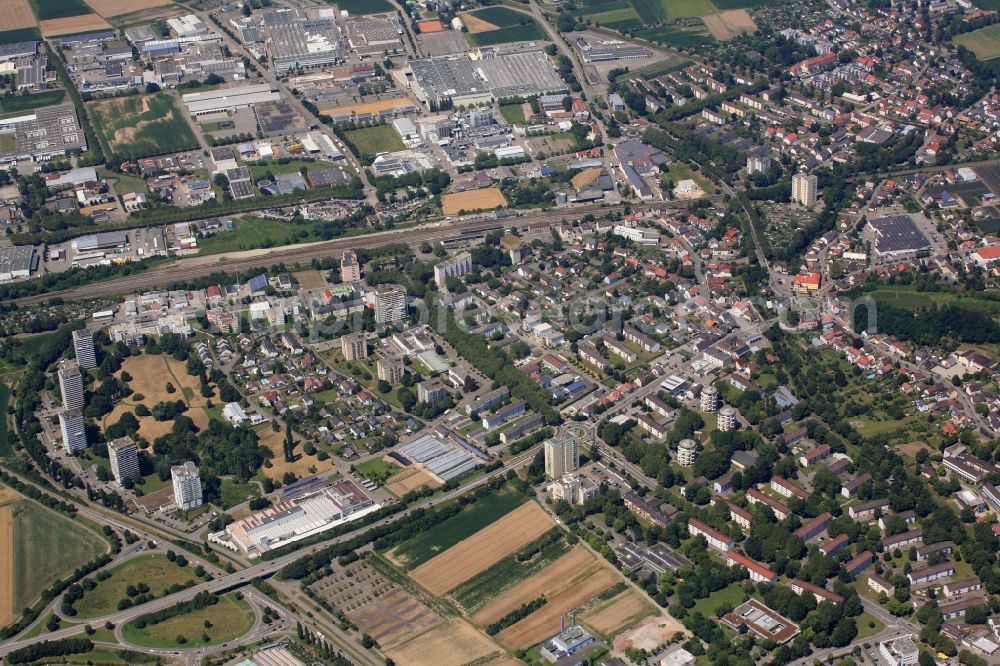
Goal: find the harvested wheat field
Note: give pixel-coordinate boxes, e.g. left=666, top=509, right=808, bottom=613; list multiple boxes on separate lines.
left=703, top=9, right=756, bottom=41
left=581, top=588, right=656, bottom=637
left=256, top=424, right=334, bottom=481
left=613, top=611, right=687, bottom=653
left=0, top=0, right=37, bottom=31
left=461, top=12, right=500, bottom=33
left=85, top=0, right=173, bottom=18
left=40, top=15, right=112, bottom=37
left=0, top=501, right=13, bottom=627
left=386, top=619, right=502, bottom=666
left=384, top=467, right=441, bottom=497
left=411, top=501, right=554, bottom=595
left=441, top=187, right=508, bottom=216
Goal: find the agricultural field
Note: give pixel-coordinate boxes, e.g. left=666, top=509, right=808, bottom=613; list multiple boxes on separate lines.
left=954, top=24, right=1000, bottom=62
left=385, top=487, right=527, bottom=569
left=343, top=124, right=405, bottom=156
left=409, top=501, right=555, bottom=595
left=29, top=0, right=92, bottom=20
left=2, top=491, right=106, bottom=626
left=39, top=14, right=110, bottom=36
left=84, top=0, right=175, bottom=19
left=72, top=554, right=197, bottom=618
left=462, top=7, right=546, bottom=46
left=0, top=0, right=37, bottom=32
left=386, top=620, right=503, bottom=666
left=634, top=22, right=713, bottom=48
left=580, top=587, right=657, bottom=639
left=441, top=187, right=508, bottom=216
left=702, top=9, right=756, bottom=40
left=122, top=592, right=253, bottom=648
left=0, top=28, right=40, bottom=44
left=100, top=353, right=215, bottom=441
left=88, top=93, right=198, bottom=159
left=476, top=546, right=622, bottom=649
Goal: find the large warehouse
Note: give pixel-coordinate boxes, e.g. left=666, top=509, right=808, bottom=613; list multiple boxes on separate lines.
left=0, top=245, right=36, bottom=281
left=407, top=56, right=493, bottom=108
left=181, top=83, right=282, bottom=116
left=863, top=214, right=931, bottom=260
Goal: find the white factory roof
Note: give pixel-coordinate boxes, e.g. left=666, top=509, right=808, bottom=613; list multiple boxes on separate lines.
left=182, top=84, right=281, bottom=114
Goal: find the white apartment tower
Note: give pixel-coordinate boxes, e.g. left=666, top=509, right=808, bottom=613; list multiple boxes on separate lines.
left=718, top=405, right=738, bottom=432
left=677, top=438, right=697, bottom=467
left=747, top=152, right=771, bottom=175
left=341, top=250, right=361, bottom=283
left=792, top=172, right=818, bottom=206
left=373, top=285, right=407, bottom=325
left=341, top=332, right=368, bottom=361
left=433, top=251, right=472, bottom=289
left=59, top=408, right=87, bottom=454
left=58, top=360, right=85, bottom=411
left=172, top=461, right=203, bottom=510
left=73, top=328, right=97, bottom=369
left=700, top=384, right=719, bottom=412
left=377, top=356, right=404, bottom=384
left=544, top=431, right=581, bottom=480
left=108, top=436, right=140, bottom=484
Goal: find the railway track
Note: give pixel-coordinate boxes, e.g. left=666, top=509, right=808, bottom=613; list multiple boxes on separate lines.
left=13, top=204, right=661, bottom=306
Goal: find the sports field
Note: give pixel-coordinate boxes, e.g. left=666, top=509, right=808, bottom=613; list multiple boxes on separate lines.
left=410, top=501, right=555, bottom=595
left=122, top=592, right=253, bottom=648
left=72, top=554, right=197, bottom=618
left=88, top=93, right=198, bottom=159
left=6, top=494, right=106, bottom=622
left=441, top=187, right=508, bottom=215
left=954, top=24, right=1000, bottom=62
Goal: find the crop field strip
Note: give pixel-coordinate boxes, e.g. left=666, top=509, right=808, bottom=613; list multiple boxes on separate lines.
left=409, top=501, right=555, bottom=595
left=0, top=0, right=37, bottom=31
left=84, top=0, right=175, bottom=19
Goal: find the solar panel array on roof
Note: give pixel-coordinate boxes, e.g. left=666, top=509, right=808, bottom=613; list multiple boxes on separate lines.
left=248, top=274, right=268, bottom=292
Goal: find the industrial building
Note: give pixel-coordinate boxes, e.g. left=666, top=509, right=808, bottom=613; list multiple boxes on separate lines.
left=863, top=214, right=932, bottom=260
left=474, top=50, right=566, bottom=98
left=0, top=103, right=87, bottom=164
left=408, top=56, right=493, bottom=108
left=219, top=479, right=378, bottom=558
left=0, top=245, right=36, bottom=281
left=182, top=83, right=282, bottom=116
left=263, top=9, right=345, bottom=74
left=573, top=36, right=650, bottom=62
left=398, top=429, right=487, bottom=482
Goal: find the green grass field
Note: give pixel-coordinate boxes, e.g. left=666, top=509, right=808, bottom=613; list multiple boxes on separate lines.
left=855, top=612, right=885, bottom=639
left=450, top=530, right=567, bottom=610
left=664, top=0, right=716, bottom=18
left=865, top=285, right=1000, bottom=316
left=690, top=582, right=747, bottom=617
left=0, top=90, right=66, bottom=115
left=195, top=216, right=318, bottom=255
left=29, top=0, right=93, bottom=20
left=121, top=593, right=253, bottom=648
left=335, top=0, right=394, bottom=13
left=499, top=103, right=527, bottom=124
left=388, top=487, right=527, bottom=569
left=9, top=498, right=107, bottom=611
left=248, top=159, right=338, bottom=180
left=343, top=124, right=405, bottom=156
left=467, top=24, right=547, bottom=46
left=954, top=24, right=1000, bottom=61
left=466, top=6, right=534, bottom=26
left=0, top=383, right=11, bottom=458
left=216, top=478, right=259, bottom=509
left=635, top=22, right=714, bottom=47
left=355, top=458, right=398, bottom=484
left=73, top=554, right=197, bottom=618
left=88, top=93, right=199, bottom=159
left=972, top=0, right=1000, bottom=10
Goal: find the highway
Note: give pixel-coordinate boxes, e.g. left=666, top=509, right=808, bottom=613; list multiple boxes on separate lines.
left=0, top=446, right=540, bottom=660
